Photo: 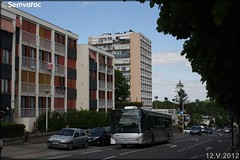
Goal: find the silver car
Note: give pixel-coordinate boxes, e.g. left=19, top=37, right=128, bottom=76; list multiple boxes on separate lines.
left=47, top=128, right=88, bottom=150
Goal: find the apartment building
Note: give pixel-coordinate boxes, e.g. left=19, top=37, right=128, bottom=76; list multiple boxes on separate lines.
left=77, top=44, right=115, bottom=112
left=88, top=30, right=152, bottom=107
left=0, top=7, right=78, bottom=131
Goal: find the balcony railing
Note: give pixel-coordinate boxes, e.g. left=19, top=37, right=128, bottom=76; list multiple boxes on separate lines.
left=21, top=108, right=36, bottom=117
left=22, top=82, right=36, bottom=94
left=39, top=84, right=51, bottom=95
left=55, top=42, right=66, bottom=55
left=107, top=100, right=113, bottom=108
left=99, top=81, right=106, bottom=90
left=99, top=64, right=105, bottom=73
left=22, top=56, right=37, bottom=70
left=55, top=64, right=65, bottom=75
left=99, top=99, right=106, bottom=108
left=107, top=67, right=113, bottom=75
left=38, top=108, right=51, bottom=116
left=22, top=31, right=37, bottom=47
left=40, top=37, right=52, bottom=51
left=107, top=82, right=113, bottom=91
left=54, top=108, right=65, bottom=114
left=55, top=86, right=65, bottom=97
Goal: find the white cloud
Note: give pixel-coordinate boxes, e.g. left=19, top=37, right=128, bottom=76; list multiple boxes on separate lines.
left=152, top=52, right=207, bottom=102
left=152, top=52, right=190, bottom=67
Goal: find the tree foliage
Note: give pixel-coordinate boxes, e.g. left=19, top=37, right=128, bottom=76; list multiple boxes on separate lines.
left=137, top=0, right=239, bottom=115
left=174, top=81, right=189, bottom=111
left=115, top=70, right=130, bottom=102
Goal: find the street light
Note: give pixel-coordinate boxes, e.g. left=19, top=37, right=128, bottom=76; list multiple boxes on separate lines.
left=154, top=96, right=158, bottom=109
left=44, top=89, right=50, bottom=131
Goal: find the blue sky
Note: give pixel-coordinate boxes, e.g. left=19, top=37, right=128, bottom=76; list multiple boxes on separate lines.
left=16, top=1, right=207, bottom=102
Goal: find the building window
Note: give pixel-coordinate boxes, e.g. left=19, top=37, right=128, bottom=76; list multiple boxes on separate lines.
left=2, top=49, right=10, bottom=64
left=21, top=96, right=26, bottom=108
left=1, top=79, right=9, bottom=93
left=30, top=97, right=35, bottom=108
left=39, top=97, right=43, bottom=108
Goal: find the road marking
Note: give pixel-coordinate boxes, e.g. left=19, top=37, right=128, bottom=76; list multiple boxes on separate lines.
left=178, top=148, right=186, bottom=152
left=81, top=150, right=102, bottom=155
left=102, top=155, right=116, bottom=160
left=169, top=144, right=177, bottom=148
left=46, top=155, right=72, bottom=159
left=205, top=146, right=213, bottom=151
left=119, top=148, right=146, bottom=155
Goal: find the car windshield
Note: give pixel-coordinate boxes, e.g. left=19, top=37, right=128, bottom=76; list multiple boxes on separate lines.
left=191, top=126, right=200, bottom=130
left=89, top=128, right=105, bottom=134
left=56, top=128, right=74, bottom=136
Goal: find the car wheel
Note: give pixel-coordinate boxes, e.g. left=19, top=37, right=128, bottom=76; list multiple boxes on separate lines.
left=68, top=142, right=73, bottom=150
left=83, top=141, right=88, bottom=148
left=100, top=139, right=106, bottom=146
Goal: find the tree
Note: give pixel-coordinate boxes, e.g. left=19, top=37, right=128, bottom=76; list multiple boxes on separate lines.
left=115, top=70, right=130, bottom=102
left=174, top=81, right=189, bottom=112
left=137, top=0, right=239, bottom=116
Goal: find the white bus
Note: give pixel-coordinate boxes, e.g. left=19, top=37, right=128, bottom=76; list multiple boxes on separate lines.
left=110, top=106, right=173, bottom=148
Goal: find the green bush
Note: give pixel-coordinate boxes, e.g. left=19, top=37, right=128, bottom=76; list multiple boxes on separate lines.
left=1, top=123, right=25, bottom=138
left=36, top=109, right=110, bottom=132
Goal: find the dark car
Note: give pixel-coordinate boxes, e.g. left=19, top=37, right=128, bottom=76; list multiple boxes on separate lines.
left=190, top=126, right=202, bottom=135
left=87, top=127, right=111, bottom=146
left=205, top=127, right=214, bottom=134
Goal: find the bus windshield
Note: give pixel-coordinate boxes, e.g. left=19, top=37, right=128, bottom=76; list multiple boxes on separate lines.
left=111, top=109, right=141, bottom=133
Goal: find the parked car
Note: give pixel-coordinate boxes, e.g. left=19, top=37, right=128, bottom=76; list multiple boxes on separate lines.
left=205, top=127, right=214, bottom=134
left=87, top=127, right=111, bottom=146
left=223, top=127, right=231, bottom=133
left=183, top=128, right=191, bottom=135
left=190, top=126, right=202, bottom=135
left=47, top=128, right=88, bottom=150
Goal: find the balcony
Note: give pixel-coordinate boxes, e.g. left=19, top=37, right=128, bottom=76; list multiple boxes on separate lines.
left=107, top=67, right=113, bottom=75
left=54, top=108, right=65, bottom=114
left=40, top=37, right=52, bottom=52
left=39, top=84, right=51, bottom=96
left=21, top=108, right=36, bottom=117
left=22, top=82, right=36, bottom=95
left=55, top=86, right=66, bottom=97
left=107, top=100, right=113, bottom=108
left=99, top=99, right=106, bottom=108
left=55, top=64, right=65, bottom=76
left=39, top=60, right=52, bottom=73
left=22, top=56, right=37, bottom=70
left=99, top=64, right=105, bottom=73
left=22, top=31, right=37, bottom=47
left=55, top=42, right=66, bottom=56
left=99, top=81, right=106, bottom=90
left=107, top=82, right=113, bottom=91
left=38, top=108, right=51, bottom=116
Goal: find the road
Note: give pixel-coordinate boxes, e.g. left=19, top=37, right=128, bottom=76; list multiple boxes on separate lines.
left=1, top=132, right=239, bottom=159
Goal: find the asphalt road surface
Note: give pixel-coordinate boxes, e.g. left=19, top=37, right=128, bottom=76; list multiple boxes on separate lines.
left=1, top=132, right=239, bottom=159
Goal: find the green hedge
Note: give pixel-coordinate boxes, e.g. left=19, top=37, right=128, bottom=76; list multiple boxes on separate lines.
left=35, top=109, right=110, bottom=132
left=1, top=123, right=25, bottom=138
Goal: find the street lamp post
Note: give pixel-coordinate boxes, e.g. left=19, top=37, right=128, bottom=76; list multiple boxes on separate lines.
left=44, top=90, right=50, bottom=131
left=154, top=96, right=158, bottom=109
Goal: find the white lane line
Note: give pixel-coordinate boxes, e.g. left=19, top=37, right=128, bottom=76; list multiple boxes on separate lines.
left=169, top=144, right=177, bottom=148
left=119, top=148, right=146, bottom=156
left=178, top=148, right=186, bottom=152
left=102, top=155, right=116, bottom=160
left=46, top=155, right=72, bottom=159
left=81, top=149, right=102, bottom=155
